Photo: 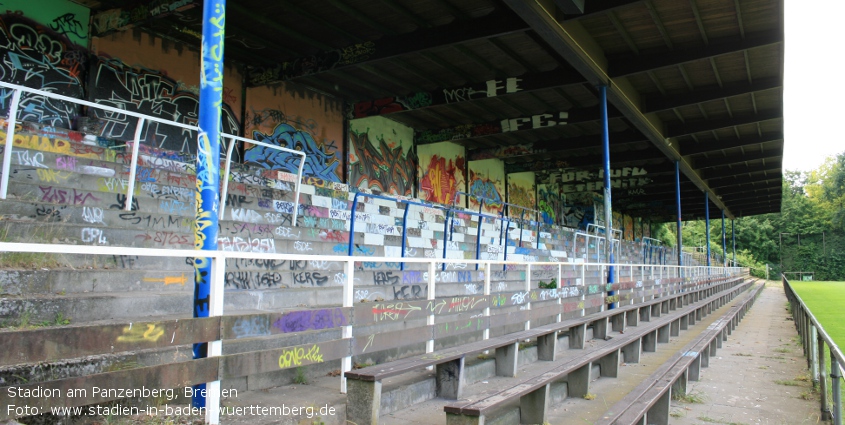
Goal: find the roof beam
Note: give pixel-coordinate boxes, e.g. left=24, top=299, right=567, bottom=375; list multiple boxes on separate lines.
left=468, top=130, right=646, bottom=161
left=350, top=68, right=584, bottom=119
left=557, top=0, right=643, bottom=20
left=681, top=131, right=783, bottom=156
left=716, top=180, right=781, bottom=196
left=91, top=0, right=199, bottom=37
left=708, top=172, right=781, bottom=189
left=505, top=149, right=666, bottom=173
left=417, top=106, right=621, bottom=145
left=700, top=160, right=782, bottom=180
left=247, top=10, right=530, bottom=86
left=504, top=0, right=737, bottom=219
left=642, top=78, right=781, bottom=113
left=666, top=109, right=782, bottom=138
left=693, top=148, right=782, bottom=169
left=608, top=29, right=782, bottom=77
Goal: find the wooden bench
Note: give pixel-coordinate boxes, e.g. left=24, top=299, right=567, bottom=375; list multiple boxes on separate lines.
left=344, top=274, right=747, bottom=424
left=440, top=279, right=755, bottom=425
left=595, top=281, right=763, bottom=425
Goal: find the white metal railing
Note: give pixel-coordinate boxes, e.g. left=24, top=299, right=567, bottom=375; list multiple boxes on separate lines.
left=0, top=81, right=305, bottom=224
left=0, top=241, right=745, bottom=424
left=587, top=223, right=623, bottom=240
left=574, top=230, right=621, bottom=264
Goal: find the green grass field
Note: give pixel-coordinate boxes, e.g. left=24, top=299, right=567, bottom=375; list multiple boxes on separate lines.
left=790, top=281, right=845, bottom=349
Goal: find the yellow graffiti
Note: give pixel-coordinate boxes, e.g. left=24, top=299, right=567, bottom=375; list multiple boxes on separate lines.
left=3, top=131, right=101, bottom=160
left=117, top=323, right=165, bottom=343
left=36, top=168, right=69, bottom=183
left=143, top=274, right=188, bottom=286
left=278, top=344, right=323, bottom=369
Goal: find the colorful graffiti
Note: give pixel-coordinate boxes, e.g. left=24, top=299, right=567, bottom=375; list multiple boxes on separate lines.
left=537, top=184, right=561, bottom=225
left=506, top=172, right=535, bottom=217
left=349, top=116, right=415, bottom=196
left=90, top=57, right=240, bottom=154
left=352, top=92, right=433, bottom=118
left=0, top=13, right=87, bottom=129
left=418, top=142, right=465, bottom=206
left=635, top=216, right=643, bottom=241
left=244, top=123, right=340, bottom=182
left=643, top=220, right=651, bottom=239
left=624, top=214, right=634, bottom=241
left=468, top=159, right=505, bottom=215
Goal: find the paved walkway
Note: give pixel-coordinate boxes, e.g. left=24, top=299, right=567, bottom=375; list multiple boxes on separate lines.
left=673, top=280, right=823, bottom=425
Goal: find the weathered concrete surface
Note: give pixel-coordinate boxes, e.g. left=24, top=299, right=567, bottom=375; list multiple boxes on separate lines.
left=672, top=280, right=822, bottom=425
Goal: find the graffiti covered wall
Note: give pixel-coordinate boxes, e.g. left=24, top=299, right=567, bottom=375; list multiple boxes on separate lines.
left=537, top=183, right=562, bottom=225
left=624, top=214, right=634, bottom=241
left=244, top=83, right=344, bottom=182
left=506, top=172, right=535, bottom=217
left=635, top=217, right=643, bottom=241
left=0, top=10, right=89, bottom=129
left=564, top=192, right=597, bottom=230
left=91, top=31, right=242, bottom=154
left=349, top=116, right=415, bottom=196
left=417, top=141, right=465, bottom=207
left=468, top=159, right=504, bottom=215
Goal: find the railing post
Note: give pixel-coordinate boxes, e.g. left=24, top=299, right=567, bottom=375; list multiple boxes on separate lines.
left=820, top=335, right=831, bottom=421
left=832, top=352, right=842, bottom=425
left=441, top=209, right=451, bottom=270
left=535, top=210, right=541, bottom=250
left=218, top=137, right=235, bottom=220
left=579, top=263, right=586, bottom=317
left=524, top=263, right=532, bottom=330
left=401, top=204, right=411, bottom=271
left=812, top=325, right=819, bottom=388
left=557, top=263, right=562, bottom=323
left=341, top=259, right=354, bottom=393
left=427, top=262, right=436, bottom=363
left=347, top=192, right=362, bottom=256
left=519, top=209, right=526, bottom=247
left=475, top=211, right=483, bottom=270
left=0, top=88, right=21, bottom=200
left=204, top=254, right=226, bottom=424
left=484, top=263, right=491, bottom=340
left=123, top=119, right=143, bottom=211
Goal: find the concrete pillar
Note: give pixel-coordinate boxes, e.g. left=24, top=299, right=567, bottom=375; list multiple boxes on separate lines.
left=671, top=319, right=680, bottom=337
left=436, top=357, right=465, bottom=399
left=520, top=383, right=550, bottom=424
left=689, top=353, right=702, bottom=381
left=658, top=324, right=670, bottom=343
left=623, top=339, right=641, bottom=363
left=710, top=338, right=718, bottom=357
left=612, top=312, right=626, bottom=332
left=646, top=389, right=671, bottom=425
left=567, top=363, right=591, bottom=398
left=496, top=342, right=519, bottom=377
left=570, top=323, right=587, bottom=349
left=593, top=317, right=609, bottom=340
left=640, top=306, right=651, bottom=322
left=643, top=330, right=657, bottom=352
left=346, top=379, right=382, bottom=425
left=651, top=303, right=661, bottom=318
left=680, top=314, right=688, bottom=330
left=627, top=309, right=639, bottom=327
left=672, top=371, right=688, bottom=396
left=661, top=300, right=669, bottom=314
left=537, top=332, right=557, bottom=361
left=446, top=413, right=484, bottom=425
left=599, top=349, right=620, bottom=378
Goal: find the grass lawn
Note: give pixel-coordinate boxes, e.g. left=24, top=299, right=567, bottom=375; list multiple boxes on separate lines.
left=790, top=281, right=845, bottom=349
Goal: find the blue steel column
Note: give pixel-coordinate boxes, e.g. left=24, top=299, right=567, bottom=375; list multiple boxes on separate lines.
left=705, top=193, right=711, bottom=267
left=721, top=210, right=727, bottom=267
left=599, top=85, right=615, bottom=308
left=192, top=0, right=226, bottom=409
left=675, top=161, right=682, bottom=267
left=732, top=219, right=736, bottom=266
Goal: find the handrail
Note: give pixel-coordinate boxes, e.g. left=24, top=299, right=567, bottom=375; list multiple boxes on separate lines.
left=219, top=135, right=305, bottom=226
left=0, top=81, right=305, bottom=225
left=441, top=206, right=508, bottom=271
left=498, top=201, right=543, bottom=250
left=783, top=275, right=845, bottom=423
left=346, top=191, right=447, bottom=263
left=587, top=222, right=623, bottom=239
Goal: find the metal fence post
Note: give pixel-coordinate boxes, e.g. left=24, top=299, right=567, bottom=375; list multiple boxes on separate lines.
left=820, top=335, right=831, bottom=421
left=832, top=353, right=842, bottom=425
left=340, top=259, right=354, bottom=393
left=484, top=263, right=491, bottom=340
left=0, top=88, right=21, bottom=200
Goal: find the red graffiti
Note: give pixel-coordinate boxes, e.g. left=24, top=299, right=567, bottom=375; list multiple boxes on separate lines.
left=420, top=155, right=461, bottom=205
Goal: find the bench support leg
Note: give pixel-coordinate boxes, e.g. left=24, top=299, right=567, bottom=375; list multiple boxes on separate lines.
left=646, top=389, right=671, bottom=425
left=496, top=342, right=519, bottom=377
left=670, top=319, right=680, bottom=337
left=626, top=309, right=639, bottom=327
left=679, top=314, right=688, bottom=331
left=567, top=362, right=591, bottom=398
left=346, top=379, right=382, bottom=425
left=520, top=383, right=550, bottom=425
left=658, top=324, right=670, bottom=343
left=662, top=300, right=669, bottom=314
left=446, top=413, right=484, bottom=425
left=593, top=317, right=609, bottom=341
left=612, top=313, right=625, bottom=332
left=570, top=323, right=587, bottom=349
left=702, top=342, right=711, bottom=367
left=672, top=371, right=688, bottom=396
left=640, top=306, right=651, bottom=323
left=599, top=349, right=620, bottom=378
left=689, top=353, right=702, bottom=381
left=437, top=357, right=465, bottom=399
left=651, top=303, right=661, bottom=318
left=623, top=340, right=641, bottom=364
left=538, top=332, right=557, bottom=361
left=643, top=330, right=657, bottom=352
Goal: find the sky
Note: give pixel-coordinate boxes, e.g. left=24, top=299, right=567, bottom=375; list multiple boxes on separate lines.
left=783, top=1, right=844, bottom=172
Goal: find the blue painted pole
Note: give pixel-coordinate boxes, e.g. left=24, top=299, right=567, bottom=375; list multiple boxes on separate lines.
left=400, top=206, right=410, bottom=271
left=599, top=85, right=615, bottom=308
left=192, top=0, right=226, bottom=409
left=675, top=161, right=682, bottom=267
left=732, top=219, right=736, bottom=266
left=347, top=193, right=361, bottom=256
left=705, top=192, right=711, bottom=267
left=721, top=210, right=726, bottom=267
